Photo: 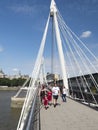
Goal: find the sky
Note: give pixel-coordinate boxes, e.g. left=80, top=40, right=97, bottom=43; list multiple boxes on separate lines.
left=0, top=0, right=98, bottom=76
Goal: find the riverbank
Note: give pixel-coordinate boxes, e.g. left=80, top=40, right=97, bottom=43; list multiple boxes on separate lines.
left=0, top=86, right=20, bottom=91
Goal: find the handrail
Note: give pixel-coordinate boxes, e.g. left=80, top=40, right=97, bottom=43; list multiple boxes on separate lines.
left=25, top=87, right=39, bottom=130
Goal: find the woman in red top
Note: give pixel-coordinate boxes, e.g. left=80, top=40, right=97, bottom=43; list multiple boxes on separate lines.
left=47, top=88, right=52, bottom=105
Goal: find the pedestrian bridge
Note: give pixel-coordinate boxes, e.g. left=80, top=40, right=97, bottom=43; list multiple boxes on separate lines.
left=16, top=0, right=98, bottom=129
left=40, top=97, right=98, bottom=130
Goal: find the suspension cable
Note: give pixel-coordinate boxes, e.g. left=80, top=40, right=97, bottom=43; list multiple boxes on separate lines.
left=57, top=11, right=98, bottom=104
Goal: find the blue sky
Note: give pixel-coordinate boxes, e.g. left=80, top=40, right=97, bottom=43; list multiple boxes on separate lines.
left=0, top=0, right=98, bottom=75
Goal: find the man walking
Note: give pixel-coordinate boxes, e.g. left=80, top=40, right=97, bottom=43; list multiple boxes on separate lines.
left=52, top=84, right=60, bottom=107
left=62, top=86, right=66, bottom=102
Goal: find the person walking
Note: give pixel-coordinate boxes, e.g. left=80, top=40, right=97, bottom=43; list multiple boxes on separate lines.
left=39, top=84, right=49, bottom=109
left=52, top=83, right=60, bottom=107
left=61, top=86, right=66, bottom=102
left=39, top=85, right=46, bottom=103
left=43, top=94, right=49, bottom=110
left=47, top=88, right=52, bottom=105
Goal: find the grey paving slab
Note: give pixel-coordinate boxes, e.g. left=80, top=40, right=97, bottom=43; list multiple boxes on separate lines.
left=40, top=98, right=98, bottom=130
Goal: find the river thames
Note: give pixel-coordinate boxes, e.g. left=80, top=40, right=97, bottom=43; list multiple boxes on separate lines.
left=0, top=90, right=21, bottom=130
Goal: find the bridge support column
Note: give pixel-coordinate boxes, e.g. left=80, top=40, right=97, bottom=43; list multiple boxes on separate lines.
left=50, top=0, right=69, bottom=95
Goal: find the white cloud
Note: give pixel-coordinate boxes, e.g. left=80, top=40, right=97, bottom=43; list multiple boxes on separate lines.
left=80, top=31, right=92, bottom=38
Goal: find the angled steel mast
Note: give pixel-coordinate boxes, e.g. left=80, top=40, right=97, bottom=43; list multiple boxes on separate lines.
left=50, top=0, right=69, bottom=94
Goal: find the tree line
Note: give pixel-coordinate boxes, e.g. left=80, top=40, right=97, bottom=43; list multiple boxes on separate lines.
left=0, top=78, right=29, bottom=87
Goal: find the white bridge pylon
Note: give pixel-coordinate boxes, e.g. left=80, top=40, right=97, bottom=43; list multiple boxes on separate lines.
left=50, top=0, right=68, bottom=91
left=31, top=0, right=69, bottom=92
left=32, top=0, right=69, bottom=91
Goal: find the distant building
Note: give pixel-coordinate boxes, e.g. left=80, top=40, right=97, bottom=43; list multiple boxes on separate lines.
left=21, top=75, right=29, bottom=79
left=46, top=73, right=60, bottom=83
left=8, top=74, right=29, bottom=80
left=0, top=69, right=29, bottom=80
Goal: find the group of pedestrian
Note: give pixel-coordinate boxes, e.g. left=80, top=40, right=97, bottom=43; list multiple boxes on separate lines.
left=39, top=84, right=52, bottom=109
left=39, top=83, right=67, bottom=110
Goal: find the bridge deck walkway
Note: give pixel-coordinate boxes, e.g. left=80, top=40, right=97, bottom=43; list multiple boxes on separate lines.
left=40, top=98, right=98, bottom=130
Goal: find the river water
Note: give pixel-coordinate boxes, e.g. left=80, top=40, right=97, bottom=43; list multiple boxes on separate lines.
left=0, top=91, right=21, bottom=130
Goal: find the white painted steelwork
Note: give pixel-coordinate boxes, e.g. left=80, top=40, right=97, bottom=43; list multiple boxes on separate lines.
left=50, top=0, right=69, bottom=93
